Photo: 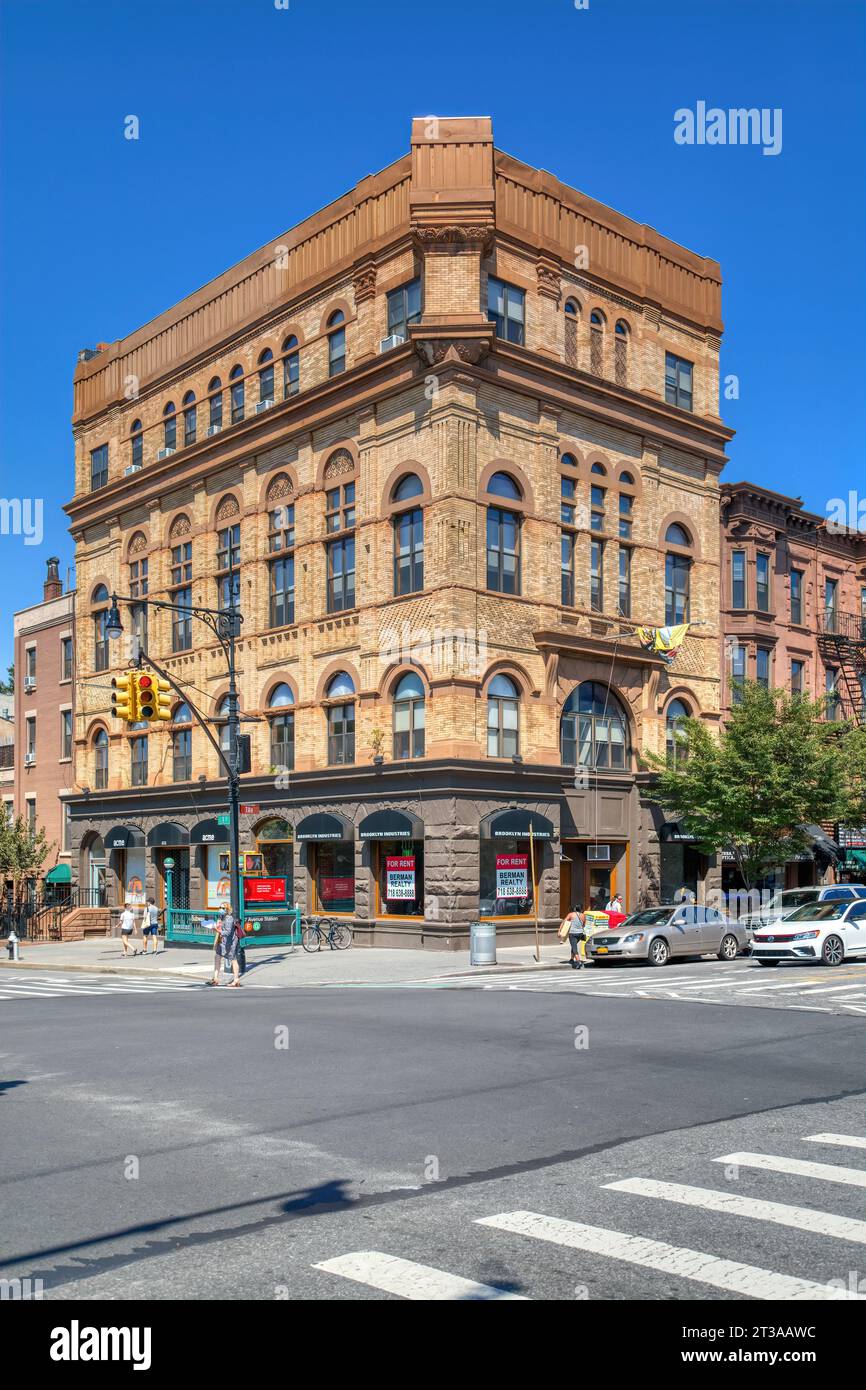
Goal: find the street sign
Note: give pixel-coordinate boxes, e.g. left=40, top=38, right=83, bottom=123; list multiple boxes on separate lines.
left=240, top=803, right=260, bottom=815
left=217, top=814, right=230, bottom=826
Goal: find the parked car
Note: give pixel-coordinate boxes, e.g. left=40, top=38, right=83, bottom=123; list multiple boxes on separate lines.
left=740, top=884, right=866, bottom=938
left=751, top=898, right=866, bottom=967
left=586, top=904, right=748, bottom=968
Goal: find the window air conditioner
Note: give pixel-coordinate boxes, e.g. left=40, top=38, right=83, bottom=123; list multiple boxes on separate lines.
left=255, top=400, right=274, bottom=414
left=24, top=752, right=35, bottom=766
left=586, top=844, right=611, bottom=862
left=24, top=676, right=36, bottom=692
left=207, top=424, right=222, bottom=436
left=156, top=447, right=176, bottom=460
left=124, top=463, right=142, bottom=476
left=379, top=334, right=405, bottom=353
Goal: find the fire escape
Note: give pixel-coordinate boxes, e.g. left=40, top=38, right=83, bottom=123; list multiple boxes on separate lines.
left=817, top=608, right=866, bottom=726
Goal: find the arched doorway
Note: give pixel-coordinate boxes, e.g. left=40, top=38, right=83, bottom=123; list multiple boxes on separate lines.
left=81, top=832, right=107, bottom=906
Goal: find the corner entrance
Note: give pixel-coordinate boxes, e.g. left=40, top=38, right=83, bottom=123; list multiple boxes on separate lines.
left=560, top=840, right=629, bottom=915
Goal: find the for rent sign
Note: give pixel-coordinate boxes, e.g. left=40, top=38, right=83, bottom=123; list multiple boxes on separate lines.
left=496, top=853, right=529, bottom=899
left=385, top=855, right=416, bottom=900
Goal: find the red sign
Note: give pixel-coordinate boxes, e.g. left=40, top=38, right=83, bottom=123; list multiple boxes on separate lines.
left=496, top=853, right=529, bottom=898
left=240, top=804, right=261, bottom=815
left=243, top=877, right=287, bottom=903
left=385, top=855, right=416, bottom=900
left=320, top=876, right=354, bottom=902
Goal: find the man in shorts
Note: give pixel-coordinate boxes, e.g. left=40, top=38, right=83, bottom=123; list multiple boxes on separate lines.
left=141, top=897, right=161, bottom=955
left=119, top=904, right=137, bottom=957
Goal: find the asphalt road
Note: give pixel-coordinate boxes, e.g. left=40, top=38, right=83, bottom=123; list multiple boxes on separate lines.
left=2, top=982, right=866, bottom=1300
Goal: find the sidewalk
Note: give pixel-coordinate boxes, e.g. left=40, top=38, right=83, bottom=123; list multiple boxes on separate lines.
left=0, top=935, right=574, bottom=985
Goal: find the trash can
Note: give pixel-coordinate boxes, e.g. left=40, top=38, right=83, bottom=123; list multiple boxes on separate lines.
left=470, top=919, right=496, bottom=966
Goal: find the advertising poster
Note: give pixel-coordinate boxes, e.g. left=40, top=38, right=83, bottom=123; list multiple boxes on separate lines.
left=124, top=848, right=146, bottom=905
left=320, top=876, right=354, bottom=902
left=385, top=855, right=416, bottom=901
left=496, top=853, right=529, bottom=899
left=242, top=877, right=287, bottom=904
left=206, top=845, right=232, bottom=909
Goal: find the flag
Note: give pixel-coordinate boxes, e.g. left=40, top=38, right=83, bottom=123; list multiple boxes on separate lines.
left=635, top=623, right=690, bottom=664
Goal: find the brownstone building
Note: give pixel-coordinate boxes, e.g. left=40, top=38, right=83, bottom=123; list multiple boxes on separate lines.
left=65, top=116, right=733, bottom=945
left=12, top=558, right=76, bottom=884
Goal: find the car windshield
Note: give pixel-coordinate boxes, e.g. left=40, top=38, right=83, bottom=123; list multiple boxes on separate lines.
left=622, top=908, right=674, bottom=927
left=784, top=902, right=846, bottom=922
left=769, top=889, right=819, bottom=910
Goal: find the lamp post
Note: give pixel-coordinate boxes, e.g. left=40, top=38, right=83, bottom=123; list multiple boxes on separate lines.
left=103, top=583, right=244, bottom=923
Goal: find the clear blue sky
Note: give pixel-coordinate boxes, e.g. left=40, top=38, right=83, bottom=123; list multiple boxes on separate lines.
left=1, top=0, right=863, bottom=675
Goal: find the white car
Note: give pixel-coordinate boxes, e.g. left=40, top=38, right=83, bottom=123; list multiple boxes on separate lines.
left=741, top=884, right=866, bottom=937
left=751, top=899, right=866, bottom=967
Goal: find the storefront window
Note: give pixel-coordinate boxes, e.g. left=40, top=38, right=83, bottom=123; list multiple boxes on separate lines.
left=479, top=838, right=534, bottom=918
left=314, top=842, right=355, bottom=914
left=375, top=840, right=424, bottom=917
left=255, top=817, right=294, bottom=895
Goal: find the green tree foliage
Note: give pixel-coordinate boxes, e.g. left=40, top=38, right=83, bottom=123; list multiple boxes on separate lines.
left=0, top=813, right=54, bottom=902
left=646, top=682, right=849, bottom=889
left=0, top=664, right=13, bottom=694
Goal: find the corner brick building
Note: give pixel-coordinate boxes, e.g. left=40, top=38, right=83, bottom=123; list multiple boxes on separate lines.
left=65, top=116, right=733, bottom=945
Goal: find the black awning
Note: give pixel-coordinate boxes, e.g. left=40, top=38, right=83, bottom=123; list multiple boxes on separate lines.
left=659, top=821, right=698, bottom=844
left=190, top=817, right=229, bottom=845
left=104, top=825, right=145, bottom=851
left=146, top=822, right=189, bottom=848
left=295, top=812, right=353, bottom=842
left=358, top=808, right=423, bottom=841
left=801, top=823, right=840, bottom=860
left=481, top=808, right=555, bottom=841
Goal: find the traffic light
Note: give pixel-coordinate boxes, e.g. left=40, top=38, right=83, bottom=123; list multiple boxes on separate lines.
left=153, top=677, right=172, bottom=722
left=136, top=672, right=156, bottom=720
left=111, top=673, right=137, bottom=723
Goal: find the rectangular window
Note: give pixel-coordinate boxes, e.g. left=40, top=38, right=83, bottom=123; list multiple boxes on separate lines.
left=284, top=349, right=299, bottom=397
left=590, top=539, right=604, bottom=612
left=170, top=542, right=192, bottom=651
left=756, top=553, right=771, bottom=612
left=393, top=508, right=424, bottom=596
left=387, top=278, right=422, bottom=341
left=210, top=390, right=223, bottom=430
left=861, top=586, right=866, bottom=640
left=269, top=555, right=295, bottom=628
left=63, top=801, right=71, bottom=853
left=216, top=524, right=241, bottom=609
left=790, top=568, right=803, bottom=625
left=25, top=647, right=36, bottom=680
left=90, top=444, right=109, bottom=490
left=665, top=553, right=691, bottom=625
left=826, top=667, right=840, bottom=720
left=825, top=578, right=838, bottom=633
left=731, top=643, right=746, bottom=703
left=664, top=353, right=693, bottom=411
left=61, top=710, right=72, bottom=760
left=618, top=545, right=631, bottom=617
left=328, top=327, right=346, bottom=377
left=94, top=610, right=109, bottom=672
left=791, top=659, right=804, bottom=694
left=131, top=736, right=148, bottom=786
left=326, top=483, right=355, bottom=533
left=327, top=703, right=355, bottom=767
left=561, top=476, right=577, bottom=526
left=61, top=637, right=73, bottom=682
left=756, top=647, right=771, bottom=688
left=561, top=531, right=575, bottom=606
left=313, top=841, right=355, bottom=914
left=268, top=504, right=295, bottom=552
left=486, top=507, right=521, bottom=594
left=487, top=276, right=525, bottom=345
left=618, top=493, right=633, bottom=539
left=26, top=716, right=36, bottom=758
left=590, top=485, right=605, bottom=532
left=731, top=551, right=746, bottom=609
left=184, top=404, right=197, bottom=447
left=327, top=536, right=356, bottom=613
left=26, top=798, right=36, bottom=833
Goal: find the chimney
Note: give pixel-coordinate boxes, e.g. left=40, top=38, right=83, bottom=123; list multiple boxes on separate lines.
left=44, top=556, right=62, bottom=600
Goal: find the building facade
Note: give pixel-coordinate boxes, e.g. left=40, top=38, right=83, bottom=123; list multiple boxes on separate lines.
left=0, top=693, right=13, bottom=824
left=12, top=558, right=76, bottom=882
left=65, top=116, right=733, bottom=945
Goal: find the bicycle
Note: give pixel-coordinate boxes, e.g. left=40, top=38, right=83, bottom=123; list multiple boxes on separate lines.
left=300, top=913, right=352, bottom=952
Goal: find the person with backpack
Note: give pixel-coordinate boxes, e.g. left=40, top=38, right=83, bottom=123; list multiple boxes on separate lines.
left=558, top=903, right=587, bottom=970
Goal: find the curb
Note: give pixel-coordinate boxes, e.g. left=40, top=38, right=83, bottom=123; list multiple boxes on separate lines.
left=0, top=959, right=208, bottom=981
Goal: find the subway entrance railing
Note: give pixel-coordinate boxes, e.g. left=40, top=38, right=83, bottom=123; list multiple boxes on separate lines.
left=166, top=907, right=301, bottom=947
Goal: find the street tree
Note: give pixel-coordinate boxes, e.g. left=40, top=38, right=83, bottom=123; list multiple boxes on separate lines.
left=0, top=813, right=54, bottom=905
left=646, top=681, right=849, bottom=889
left=0, top=664, right=13, bottom=694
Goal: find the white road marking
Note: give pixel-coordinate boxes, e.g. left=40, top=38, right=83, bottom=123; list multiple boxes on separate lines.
left=313, top=1251, right=528, bottom=1300
left=715, top=1152, right=866, bottom=1189
left=798, top=981, right=866, bottom=995
left=476, top=1211, right=861, bottom=1300
left=604, top=1177, right=866, bottom=1243
left=803, top=1134, right=866, bottom=1151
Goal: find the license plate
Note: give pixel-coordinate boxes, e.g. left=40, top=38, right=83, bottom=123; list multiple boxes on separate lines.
left=596, top=946, right=609, bottom=954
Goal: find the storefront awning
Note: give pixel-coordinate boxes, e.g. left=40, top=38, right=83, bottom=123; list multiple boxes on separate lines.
left=105, top=825, right=145, bottom=850
left=480, top=808, right=555, bottom=841
left=295, top=812, right=353, bottom=842
left=44, top=863, right=71, bottom=883
left=358, top=808, right=423, bottom=840
left=659, top=821, right=698, bottom=844
left=190, top=817, right=229, bottom=845
left=146, top=822, right=189, bottom=847
left=801, top=824, right=840, bottom=860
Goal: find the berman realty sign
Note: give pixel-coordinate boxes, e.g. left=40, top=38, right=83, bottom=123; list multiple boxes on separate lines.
left=496, top=853, right=528, bottom=899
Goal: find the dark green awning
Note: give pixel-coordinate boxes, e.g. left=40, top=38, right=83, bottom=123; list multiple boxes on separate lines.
left=44, top=863, right=71, bottom=883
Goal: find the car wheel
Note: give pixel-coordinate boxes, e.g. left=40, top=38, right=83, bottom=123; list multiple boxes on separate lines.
left=822, top=934, right=845, bottom=967
left=648, top=937, right=669, bottom=967
left=757, top=959, right=779, bottom=967
left=718, top=933, right=739, bottom=961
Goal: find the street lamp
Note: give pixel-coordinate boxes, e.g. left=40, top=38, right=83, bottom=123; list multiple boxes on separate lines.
left=105, top=602, right=124, bottom=642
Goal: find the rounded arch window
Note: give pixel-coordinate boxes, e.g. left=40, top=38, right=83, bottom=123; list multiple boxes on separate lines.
left=393, top=672, right=425, bottom=759
left=326, top=671, right=355, bottom=699
left=327, top=310, right=346, bottom=376
left=665, top=523, right=692, bottom=547
left=327, top=310, right=345, bottom=328
left=182, top=391, right=197, bottom=446
left=92, top=583, right=109, bottom=605
left=487, top=674, right=520, bottom=758
left=130, top=418, right=143, bottom=467
left=615, top=319, right=629, bottom=336
left=93, top=727, right=109, bottom=789
left=267, top=685, right=294, bottom=771
left=258, top=348, right=275, bottom=404
left=163, top=401, right=177, bottom=450
left=182, top=391, right=195, bottom=406
left=130, top=418, right=142, bottom=434
left=590, top=462, right=607, bottom=476
left=620, top=470, right=635, bottom=486
left=564, top=299, right=580, bottom=317
left=561, top=681, right=630, bottom=770
left=487, top=471, right=522, bottom=500
left=172, top=702, right=192, bottom=724
left=590, top=310, right=606, bottom=327
left=392, top=473, right=423, bottom=503
left=268, top=683, right=294, bottom=709
left=665, top=698, right=691, bottom=764
left=282, top=335, right=300, bottom=396
left=282, top=335, right=298, bottom=353
left=258, top=348, right=273, bottom=364
left=326, top=672, right=355, bottom=765
left=561, top=452, right=579, bottom=470
left=208, top=377, right=223, bottom=430
left=208, top=376, right=222, bottom=392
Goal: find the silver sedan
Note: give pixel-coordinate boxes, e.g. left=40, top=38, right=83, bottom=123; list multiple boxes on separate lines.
left=587, top=904, right=749, bottom=968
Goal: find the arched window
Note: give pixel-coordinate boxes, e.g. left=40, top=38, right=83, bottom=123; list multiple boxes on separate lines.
left=268, top=684, right=294, bottom=771
left=665, top=699, right=691, bottom=765
left=486, top=474, right=521, bottom=595
left=393, top=672, right=425, bottom=759
left=130, top=419, right=143, bottom=469
left=208, top=376, right=223, bottom=432
left=561, top=682, right=630, bottom=770
left=172, top=702, right=192, bottom=782
left=327, top=310, right=346, bottom=377
left=589, top=310, right=605, bottom=376
left=564, top=299, right=580, bottom=367
left=614, top=319, right=629, bottom=386
left=393, top=475, right=424, bottom=596
left=326, top=672, right=355, bottom=765
left=182, top=391, right=197, bottom=447
left=93, top=728, right=109, bottom=790
left=258, top=349, right=274, bottom=406
left=92, top=585, right=110, bottom=673
left=282, top=335, right=299, bottom=397
left=665, top=525, right=693, bottom=625
left=162, top=402, right=176, bottom=451
left=487, top=674, right=520, bottom=758
left=229, top=365, right=244, bottom=424
left=561, top=452, right=579, bottom=470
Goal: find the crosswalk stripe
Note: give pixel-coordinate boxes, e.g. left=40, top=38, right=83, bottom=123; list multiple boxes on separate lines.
left=799, top=982, right=866, bottom=995
left=476, top=1211, right=863, bottom=1299
left=803, top=1134, right=866, bottom=1151
left=715, top=1152, right=866, bottom=1188
left=604, top=1177, right=866, bottom=1243
left=313, top=1251, right=528, bottom=1300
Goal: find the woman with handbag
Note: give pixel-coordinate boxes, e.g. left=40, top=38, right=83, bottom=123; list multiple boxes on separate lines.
left=558, top=904, right=587, bottom=970
left=209, top=905, right=243, bottom=987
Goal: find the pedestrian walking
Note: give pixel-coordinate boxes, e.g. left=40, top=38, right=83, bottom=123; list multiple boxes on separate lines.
left=119, top=904, right=137, bottom=957
left=558, top=903, right=587, bottom=970
left=605, top=893, right=623, bottom=914
left=141, top=897, right=161, bottom=955
left=209, top=905, right=242, bottom=987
